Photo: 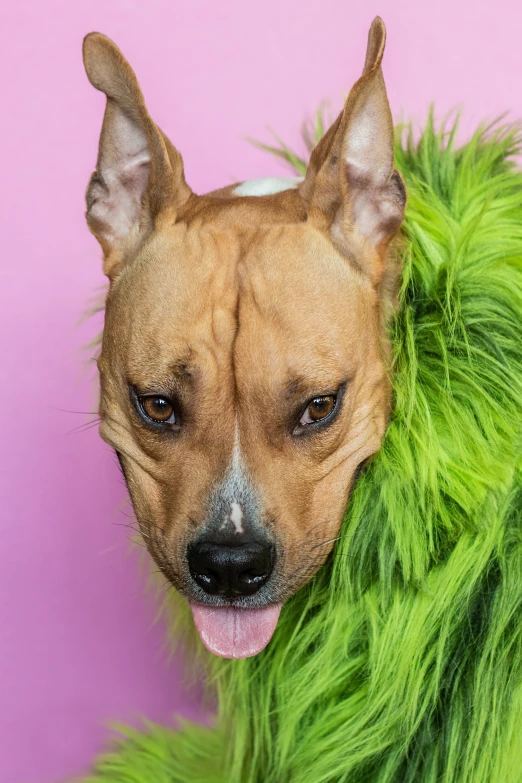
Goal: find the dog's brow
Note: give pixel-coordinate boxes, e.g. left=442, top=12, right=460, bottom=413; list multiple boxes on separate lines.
left=132, top=360, right=195, bottom=392
left=283, top=376, right=341, bottom=400
left=168, top=360, right=195, bottom=382
left=284, top=377, right=309, bottom=399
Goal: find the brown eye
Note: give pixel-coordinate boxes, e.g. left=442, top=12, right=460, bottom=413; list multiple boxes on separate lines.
left=139, top=396, right=175, bottom=424
left=299, top=395, right=336, bottom=426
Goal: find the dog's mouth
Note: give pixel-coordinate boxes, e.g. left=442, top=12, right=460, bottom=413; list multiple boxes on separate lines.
left=189, top=601, right=282, bottom=658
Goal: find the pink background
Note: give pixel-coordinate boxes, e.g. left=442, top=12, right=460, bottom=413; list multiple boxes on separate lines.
left=1, top=1, right=521, bottom=781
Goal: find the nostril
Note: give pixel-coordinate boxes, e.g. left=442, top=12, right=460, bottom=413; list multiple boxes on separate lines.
left=237, top=570, right=270, bottom=590
left=191, top=567, right=220, bottom=594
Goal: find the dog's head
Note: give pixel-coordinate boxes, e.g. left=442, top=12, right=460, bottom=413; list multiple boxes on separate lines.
left=83, top=17, right=405, bottom=658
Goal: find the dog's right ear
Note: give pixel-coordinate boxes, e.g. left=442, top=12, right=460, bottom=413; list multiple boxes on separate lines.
left=300, top=18, right=406, bottom=287
left=83, top=33, right=192, bottom=278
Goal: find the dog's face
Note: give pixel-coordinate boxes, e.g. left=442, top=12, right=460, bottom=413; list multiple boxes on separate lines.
left=84, top=17, right=405, bottom=658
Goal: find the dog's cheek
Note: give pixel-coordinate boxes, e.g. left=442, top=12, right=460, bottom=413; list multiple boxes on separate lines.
left=287, top=454, right=362, bottom=582
left=123, top=463, right=166, bottom=528
left=311, top=469, right=354, bottom=543
left=267, top=483, right=340, bottom=590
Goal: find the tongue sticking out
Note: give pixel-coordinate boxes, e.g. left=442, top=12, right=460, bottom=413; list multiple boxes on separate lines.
left=190, top=603, right=282, bottom=658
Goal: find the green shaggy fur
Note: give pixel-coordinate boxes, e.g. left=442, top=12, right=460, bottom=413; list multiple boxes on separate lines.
left=82, top=116, right=522, bottom=783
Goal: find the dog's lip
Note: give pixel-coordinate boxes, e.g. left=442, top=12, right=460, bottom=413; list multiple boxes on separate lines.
left=189, top=600, right=282, bottom=659
left=183, top=570, right=283, bottom=610
left=184, top=591, right=277, bottom=609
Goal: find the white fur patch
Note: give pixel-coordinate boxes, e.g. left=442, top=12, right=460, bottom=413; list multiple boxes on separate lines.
left=233, top=176, right=303, bottom=197
left=228, top=502, right=245, bottom=535
left=219, top=423, right=247, bottom=535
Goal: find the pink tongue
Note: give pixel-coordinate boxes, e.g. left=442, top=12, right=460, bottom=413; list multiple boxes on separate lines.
left=190, top=602, right=282, bottom=659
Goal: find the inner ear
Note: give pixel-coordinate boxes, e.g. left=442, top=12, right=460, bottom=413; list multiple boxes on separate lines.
left=340, top=68, right=406, bottom=248
left=86, top=99, right=152, bottom=248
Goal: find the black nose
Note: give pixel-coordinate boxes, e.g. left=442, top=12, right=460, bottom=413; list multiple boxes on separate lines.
left=188, top=539, right=275, bottom=598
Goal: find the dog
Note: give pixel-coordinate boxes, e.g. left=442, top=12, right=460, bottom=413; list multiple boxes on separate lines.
left=83, top=16, right=406, bottom=659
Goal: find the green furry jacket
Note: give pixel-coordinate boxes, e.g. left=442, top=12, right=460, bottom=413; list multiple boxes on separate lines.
left=83, top=118, right=522, bottom=783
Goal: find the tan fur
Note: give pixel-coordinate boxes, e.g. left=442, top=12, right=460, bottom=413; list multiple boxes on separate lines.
left=84, top=17, right=405, bottom=603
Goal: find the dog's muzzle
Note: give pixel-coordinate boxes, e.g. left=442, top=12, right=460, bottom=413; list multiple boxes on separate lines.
left=186, top=467, right=282, bottom=659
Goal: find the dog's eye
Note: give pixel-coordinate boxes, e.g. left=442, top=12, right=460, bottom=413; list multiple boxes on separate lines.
left=299, top=395, right=336, bottom=426
left=139, top=395, right=175, bottom=424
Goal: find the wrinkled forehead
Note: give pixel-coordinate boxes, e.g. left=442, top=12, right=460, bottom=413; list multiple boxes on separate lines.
left=234, top=226, right=374, bottom=382
left=104, top=221, right=374, bottom=379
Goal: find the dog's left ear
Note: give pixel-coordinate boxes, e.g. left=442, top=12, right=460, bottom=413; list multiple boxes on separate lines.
left=301, top=17, right=406, bottom=285
left=83, top=33, right=193, bottom=278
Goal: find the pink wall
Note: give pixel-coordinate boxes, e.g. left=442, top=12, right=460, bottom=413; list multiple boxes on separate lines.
left=1, top=1, right=521, bottom=781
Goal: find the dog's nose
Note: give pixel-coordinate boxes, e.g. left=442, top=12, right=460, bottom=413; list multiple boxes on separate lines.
left=188, top=539, right=275, bottom=598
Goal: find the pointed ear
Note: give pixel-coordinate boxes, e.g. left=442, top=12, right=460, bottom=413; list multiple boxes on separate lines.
left=83, top=33, right=192, bottom=278
left=301, top=17, right=406, bottom=285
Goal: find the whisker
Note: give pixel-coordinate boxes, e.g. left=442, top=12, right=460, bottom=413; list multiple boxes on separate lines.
left=53, top=407, right=99, bottom=415
left=138, top=517, right=167, bottom=536
left=118, top=508, right=137, bottom=521
left=310, top=531, right=356, bottom=550
left=112, top=520, right=139, bottom=532
left=112, top=521, right=153, bottom=541
left=304, top=519, right=329, bottom=537
left=128, top=536, right=147, bottom=549
left=68, top=418, right=102, bottom=434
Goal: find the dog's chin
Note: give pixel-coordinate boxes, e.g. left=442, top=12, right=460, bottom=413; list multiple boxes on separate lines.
left=189, top=601, right=283, bottom=658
